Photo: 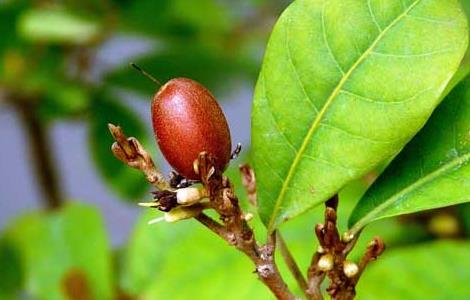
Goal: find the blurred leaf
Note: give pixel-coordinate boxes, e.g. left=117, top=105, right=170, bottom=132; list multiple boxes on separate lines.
left=252, top=0, right=468, bottom=231
left=120, top=211, right=272, bottom=300
left=0, top=237, right=23, bottom=299
left=349, top=77, right=470, bottom=234
left=120, top=0, right=232, bottom=38
left=357, top=241, right=470, bottom=299
left=88, top=90, right=150, bottom=201
left=170, top=0, right=233, bottom=35
left=105, top=45, right=255, bottom=96
left=117, top=0, right=173, bottom=36
left=18, top=8, right=101, bottom=45
left=3, top=203, right=113, bottom=300
left=459, top=203, right=470, bottom=235
left=38, top=81, right=90, bottom=121
left=0, top=2, right=28, bottom=79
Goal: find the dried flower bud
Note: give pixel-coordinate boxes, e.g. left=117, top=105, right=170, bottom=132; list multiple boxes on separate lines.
left=148, top=205, right=204, bottom=224
left=176, top=187, right=208, bottom=206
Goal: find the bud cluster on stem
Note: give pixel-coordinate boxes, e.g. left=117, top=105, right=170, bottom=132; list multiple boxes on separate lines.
left=306, top=196, right=386, bottom=300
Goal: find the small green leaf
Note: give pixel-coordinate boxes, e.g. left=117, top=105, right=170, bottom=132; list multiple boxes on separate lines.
left=357, top=241, right=470, bottom=299
left=88, top=91, right=150, bottom=201
left=252, top=0, right=468, bottom=231
left=349, top=77, right=470, bottom=234
left=18, top=8, right=100, bottom=45
left=3, top=203, right=113, bottom=300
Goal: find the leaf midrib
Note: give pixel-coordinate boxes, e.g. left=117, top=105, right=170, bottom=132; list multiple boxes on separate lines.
left=267, top=0, right=422, bottom=230
left=349, top=151, right=470, bottom=234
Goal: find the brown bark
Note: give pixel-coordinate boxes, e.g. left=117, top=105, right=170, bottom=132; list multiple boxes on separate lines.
left=12, top=97, right=63, bottom=209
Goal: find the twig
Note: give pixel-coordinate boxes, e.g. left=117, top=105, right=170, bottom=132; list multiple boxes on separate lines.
left=239, top=164, right=257, bottom=207
left=306, top=195, right=385, bottom=300
left=195, top=213, right=228, bottom=240
left=108, top=123, right=170, bottom=191
left=276, top=231, right=309, bottom=298
left=11, top=96, right=64, bottom=209
left=194, top=153, right=295, bottom=300
left=351, top=237, right=385, bottom=286
left=306, top=249, right=325, bottom=300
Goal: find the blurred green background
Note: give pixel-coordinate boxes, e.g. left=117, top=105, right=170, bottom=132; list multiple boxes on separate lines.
left=1, top=0, right=470, bottom=299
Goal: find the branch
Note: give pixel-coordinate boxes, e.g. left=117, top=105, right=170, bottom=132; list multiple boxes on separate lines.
left=276, top=231, right=309, bottom=298
left=11, top=95, right=64, bottom=209
left=306, top=195, right=385, bottom=300
left=194, top=153, right=296, bottom=300
left=351, top=237, right=385, bottom=286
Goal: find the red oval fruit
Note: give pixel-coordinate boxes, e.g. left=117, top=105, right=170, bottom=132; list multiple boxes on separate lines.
left=152, top=78, right=232, bottom=180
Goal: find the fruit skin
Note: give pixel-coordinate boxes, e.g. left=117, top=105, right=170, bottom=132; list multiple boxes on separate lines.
left=152, top=78, right=232, bottom=180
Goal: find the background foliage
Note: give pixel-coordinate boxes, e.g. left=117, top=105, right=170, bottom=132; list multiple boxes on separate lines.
left=1, top=0, right=470, bottom=299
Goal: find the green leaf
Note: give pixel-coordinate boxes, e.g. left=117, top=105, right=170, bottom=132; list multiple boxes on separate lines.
left=458, top=203, right=470, bottom=235
left=252, top=0, right=468, bottom=231
left=120, top=0, right=232, bottom=38
left=18, top=8, right=100, bottom=45
left=349, top=77, right=470, bottom=233
left=120, top=211, right=271, bottom=299
left=89, top=91, right=150, bottom=200
left=0, top=237, right=23, bottom=299
left=443, top=0, right=470, bottom=95
left=3, top=203, right=113, bottom=300
left=357, top=241, right=470, bottom=299
left=38, top=82, right=90, bottom=121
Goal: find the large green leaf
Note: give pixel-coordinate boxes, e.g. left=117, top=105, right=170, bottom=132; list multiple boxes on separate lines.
left=444, top=0, right=470, bottom=95
left=349, top=77, right=470, bottom=233
left=252, top=0, right=468, bottom=231
left=88, top=90, right=150, bottom=201
left=3, top=203, right=113, bottom=300
left=357, top=241, right=470, bottom=299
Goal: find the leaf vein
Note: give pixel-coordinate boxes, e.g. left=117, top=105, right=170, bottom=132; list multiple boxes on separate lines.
left=321, top=1, right=345, bottom=75
left=367, top=0, right=382, bottom=32
left=286, top=15, right=320, bottom=113
left=321, top=123, right=399, bottom=144
left=340, top=87, right=433, bottom=104
left=262, top=75, right=299, bottom=154
left=371, top=48, right=457, bottom=58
